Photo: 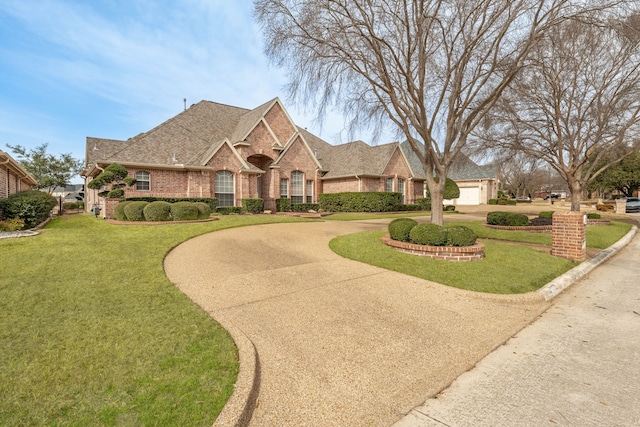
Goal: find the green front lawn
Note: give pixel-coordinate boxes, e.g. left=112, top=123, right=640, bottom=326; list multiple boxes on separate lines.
left=329, top=221, right=632, bottom=294
left=0, top=214, right=307, bottom=426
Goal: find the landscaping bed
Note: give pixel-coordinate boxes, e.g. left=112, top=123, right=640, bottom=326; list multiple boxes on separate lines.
left=381, top=235, right=485, bottom=261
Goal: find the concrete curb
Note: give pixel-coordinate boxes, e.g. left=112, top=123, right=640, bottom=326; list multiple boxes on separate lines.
left=211, top=314, right=261, bottom=427
left=537, top=225, right=638, bottom=301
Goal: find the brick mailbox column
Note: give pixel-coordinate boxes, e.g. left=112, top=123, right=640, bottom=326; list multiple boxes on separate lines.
left=552, top=211, right=586, bottom=262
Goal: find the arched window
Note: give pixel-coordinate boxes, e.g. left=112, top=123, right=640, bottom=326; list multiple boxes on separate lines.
left=135, top=171, right=150, bottom=191
left=291, top=171, right=304, bottom=204
left=215, top=171, right=235, bottom=207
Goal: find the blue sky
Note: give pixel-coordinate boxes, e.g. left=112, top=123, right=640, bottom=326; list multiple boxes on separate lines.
left=0, top=1, right=355, bottom=183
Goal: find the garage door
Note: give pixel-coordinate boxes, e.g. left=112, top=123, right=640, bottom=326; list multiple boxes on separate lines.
left=456, top=187, right=481, bottom=205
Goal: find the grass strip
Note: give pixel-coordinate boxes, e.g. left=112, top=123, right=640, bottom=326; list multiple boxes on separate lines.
left=0, top=214, right=307, bottom=426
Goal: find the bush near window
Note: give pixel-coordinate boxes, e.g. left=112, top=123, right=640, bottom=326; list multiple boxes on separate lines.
left=446, top=226, right=477, bottom=246
left=319, top=192, right=402, bottom=212
left=216, top=206, right=243, bottom=215
left=388, top=218, right=418, bottom=242
left=242, top=198, right=264, bottom=214
left=126, top=197, right=217, bottom=210
left=193, top=202, right=212, bottom=219
left=123, top=201, right=148, bottom=221
left=0, top=190, right=56, bottom=228
left=292, top=203, right=320, bottom=212
left=0, top=218, right=25, bottom=231
left=276, top=198, right=291, bottom=212
left=143, top=201, right=172, bottom=221
left=170, top=202, right=199, bottom=221
left=410, top=223, right=449, bottom=246
left=416, top=197, right=431, bottom=210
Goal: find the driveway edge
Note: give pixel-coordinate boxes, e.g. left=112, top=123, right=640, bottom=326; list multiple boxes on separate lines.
left=211, top=315, right=260, bottom=427
left=537, top=225, right=637, bottom=301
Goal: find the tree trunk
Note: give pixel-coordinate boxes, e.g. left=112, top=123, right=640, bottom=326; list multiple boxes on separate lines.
left=570, top=181, right=582, bottom=212
left=428, top=178, right=446, bottom=226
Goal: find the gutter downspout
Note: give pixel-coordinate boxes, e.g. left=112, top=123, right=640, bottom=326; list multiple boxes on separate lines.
left=355, top=175, right=361, bottom=192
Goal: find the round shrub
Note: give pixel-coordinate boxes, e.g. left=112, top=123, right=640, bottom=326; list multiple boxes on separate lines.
left=446, top=226, right=477, bottom=246
left=114, top=201, right=134, bottom=221
left=538, top=211, right=554, bottom=219
left=388, top=218, right=418, bottom=242
left=487, top=211, right=510, bottom=225
left=194, top=202, right=212, bottom=219
left=505, top=213, right=529, bottom=226
left=107, top=188, right=125, bottom=199
left=170, top=202, right=199, bottom=221
left=143, top=201, right=172, bottom=221
left=410, top=223, right=448, bottom=246
left=123, top=201, right=148, bottom=221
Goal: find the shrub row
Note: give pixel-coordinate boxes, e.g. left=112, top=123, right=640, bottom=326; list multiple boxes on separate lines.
left=388, top=218, right=477, bottom=247
left=319, top=192, right=402, bottom=212
left=486, top=211, right=529, bottom=226
left=115, top=200, right=211, bottom=221
left=488, top=198, right=517, bottom=205
left=242, top=198, right=264, bottom=214
left=216, top=206, right=243, bottom=215
left=292, top=203, right=321, bottom=212
left=125, top=197, right=217, bottom=210
left=0, top=190, right=57, bottom=229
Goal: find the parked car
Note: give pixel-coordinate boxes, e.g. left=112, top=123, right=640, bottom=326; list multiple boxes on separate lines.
left=626, top=197, right=640, bottom=213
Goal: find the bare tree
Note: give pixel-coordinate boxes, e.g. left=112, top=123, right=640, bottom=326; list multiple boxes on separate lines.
left=475, top=11, right=640, bottom=211
left=498, top=151, right=546, bottom=198
left=254, top=0, right=623, bottom=224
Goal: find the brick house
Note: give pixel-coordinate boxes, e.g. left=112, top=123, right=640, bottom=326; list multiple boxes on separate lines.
left=82, top=98, right=496, bottom=216
left=0, top=150, right=38, bottom=199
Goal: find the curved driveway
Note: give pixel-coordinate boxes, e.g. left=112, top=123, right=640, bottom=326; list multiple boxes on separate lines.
left=164, top=219, right=549, bottom=426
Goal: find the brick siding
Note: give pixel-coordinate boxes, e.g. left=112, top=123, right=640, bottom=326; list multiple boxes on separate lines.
left=551, top=211, right=586, bottom=262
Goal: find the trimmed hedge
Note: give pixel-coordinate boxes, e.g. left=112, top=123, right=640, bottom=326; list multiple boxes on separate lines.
left=292, top=203, right=321, bottom=212
left=388, top=218, right=418, bottom=242
left=446, top=225, right=477, bottom=246
left=126, top=197, right=217, bottom=210
left=194, top=202, right=212, bottom=219
left=397, top=204, right=421, bottom=211
left=170, top=202, right=199, bottom=221
left=530, top=217, right=552, bottom=226
left=0, top=190, right=57, bottom=228
left=319, top=192, right=402, bottom=212
left=410, top=223, right=448, bottom=246
left=487, top=211, right=529, bottom=226
left=114, top=201, right=134, bottom=221
left=416, top=198, right=431, bottom=210
left=587, top=213, right=601, bottom=219
left=242, top=198, right=264, bottom=214
left=123, top=201, right=148, bottom=221
left=443, top=205, right=456, bottom=212
left=143, top=201, right=172, bottom=221
left=488, top=198, right=499, bottom=205
left=276, top=198, right=291, bottom=212
left=538, top=211, right=554, bottom=219
left=216, top=206, right=243, bottom=215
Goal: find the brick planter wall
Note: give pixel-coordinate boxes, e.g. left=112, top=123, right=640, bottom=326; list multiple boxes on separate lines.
left=484, top=224, right=552, bottom=233
left=586, top=219, right=610, bottom=226
left=381, top=236, right=485, bottom=261
left=552, top=211, right=586, bottom=262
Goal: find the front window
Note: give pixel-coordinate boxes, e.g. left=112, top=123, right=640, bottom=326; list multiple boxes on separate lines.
left=306, top=180, right=313, bottom=203
left=398, top=178, right=405, bottom=203
left=215, top=171, right=235, bottom=207
left=280, top=178, right=288, bottom=198
left=291, top=171, right=304, bottom=204
left=135, top=171, right=150, bottom=191
left=386, top=177, right=393, bottom=192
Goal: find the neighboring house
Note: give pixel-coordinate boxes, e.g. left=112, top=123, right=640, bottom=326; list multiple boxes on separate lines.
left=82, top=98, right=497, bottom=216
left=50, top=184, right=85, bottom=202
left=445, top=153, right=499, bottom=205
left=0, top=150, right=38, bottom=199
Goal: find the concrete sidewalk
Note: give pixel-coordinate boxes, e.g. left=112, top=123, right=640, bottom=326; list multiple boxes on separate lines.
left=395, top=231, right=640, bottom=427
left=164, top=220, right=549, bottom=426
